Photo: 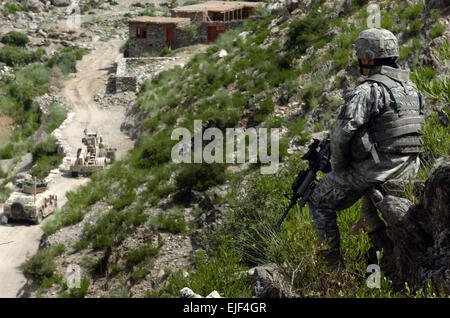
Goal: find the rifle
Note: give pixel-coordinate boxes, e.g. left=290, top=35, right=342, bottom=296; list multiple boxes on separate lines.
left=277, top=138, right=331, bottom=228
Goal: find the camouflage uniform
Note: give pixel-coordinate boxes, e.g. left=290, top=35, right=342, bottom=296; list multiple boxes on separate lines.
left=307, top=28, right=425, bottom=259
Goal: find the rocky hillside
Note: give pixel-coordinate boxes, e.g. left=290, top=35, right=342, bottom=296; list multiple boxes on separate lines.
left=19, top=0, right=449, bottom=298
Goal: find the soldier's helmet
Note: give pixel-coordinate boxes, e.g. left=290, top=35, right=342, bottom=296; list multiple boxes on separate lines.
left=354, top=28, right=399, bottom=60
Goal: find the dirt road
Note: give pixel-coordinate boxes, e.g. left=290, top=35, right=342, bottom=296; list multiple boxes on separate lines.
left=0, top=39, right=133, bottom=298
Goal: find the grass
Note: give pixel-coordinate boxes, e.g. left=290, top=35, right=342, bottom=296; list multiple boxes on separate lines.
left=150, top=209, right=187, bottom=234
left=154, top=243, right=252, bottom=297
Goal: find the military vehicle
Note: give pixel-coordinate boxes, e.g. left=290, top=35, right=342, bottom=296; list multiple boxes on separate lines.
left=69, top=130, right=116, bottom=177
left=2, top=179, right=57, bottom=225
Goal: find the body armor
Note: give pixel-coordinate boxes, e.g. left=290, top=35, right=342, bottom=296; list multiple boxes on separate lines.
left=351, top=66, right=425, bottom=161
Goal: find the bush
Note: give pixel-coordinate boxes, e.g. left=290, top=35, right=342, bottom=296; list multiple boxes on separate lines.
left=126, top=242, right=160, bottom=265
left=0, top=46, right=44, bottom=66
left=21, top=244, right=66, bottom=284
left=31, top=136, right=59, bottom=162
left=430, top=22, right=445, bottom=39
left=408, top=19, right=422, bottom=34
left=183, top=24, right=198, bottom=45
left=2, top=2, right=28, bottom=17
left=405, top=3, right=423, bottom=21
left=31, top=155, right=62, bottom=180
left=0, top=143, right=15, bottom=159
left=1, top=31, right=30, bottom=47
left=175, top=163, right=227, bottom=194
left=46, top=52, right=77, bottom=74
left=150, top=210, right=186, bottom=234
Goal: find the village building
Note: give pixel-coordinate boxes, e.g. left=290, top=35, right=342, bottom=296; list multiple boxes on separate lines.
left=128, top=16, right=191, bottom=57
left=128, top=1, right=264, bottom=57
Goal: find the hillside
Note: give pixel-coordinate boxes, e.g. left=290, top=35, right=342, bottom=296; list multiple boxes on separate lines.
left=6, top=0, right=450, bottom=298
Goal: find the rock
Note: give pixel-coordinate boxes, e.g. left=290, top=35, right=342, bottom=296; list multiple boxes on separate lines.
left=212, top=49, right=228, bottom=59
left=251, top=264, right=291, bottom=298
left=179, top=287, right=203, bottom=298
left=205, top=290, right=221, bottom=298
left=51, top=0, right=70, bottom=7
left=132, top=2, right=145, bottom=8
left=179, top=287, right=221, bottom=298
left=369, top=161, right=450, bottom=294
left=27, top=0, right=45, bottom=13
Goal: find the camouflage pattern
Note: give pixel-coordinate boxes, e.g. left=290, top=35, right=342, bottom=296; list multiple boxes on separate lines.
left=307, top=64, right=422, bottom=252
left=354, top=28, right=399, bottom=60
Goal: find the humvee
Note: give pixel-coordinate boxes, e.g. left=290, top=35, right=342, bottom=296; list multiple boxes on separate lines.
left=2, top=179, right=57, bottom=225
left=69, top=130, right=116, bottom=177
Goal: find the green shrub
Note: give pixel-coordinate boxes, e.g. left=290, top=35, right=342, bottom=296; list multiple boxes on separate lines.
left=2, top=2, right=28, bottom=17
left=43, top=103, right=68, bottom=133
left=288, top=11, right=328, bottom=56
left=0, top=143, right=15, bottom=159
left=419, top=111, right=450, bottom=161
left=31, top=155, right=62, bottom=180
left=405, top=3, right=423, bottom=20
left=46, top=52, right=77, bottom=74
left=69, top=277, right=90, bottom=298
left=183, top=24, right=198, bottom=45
left=1, top=31, right=30, bottom=47
left=0, top=46, right=44, bottom=66
left=430, top=9, right=441, bottom=22
left=408, top=19, right=422, bottom=34
left=430, top=22, right=445, bottom=39
left=126, top=242, right=160, bottom=265
left=175, top=163, right=227, bottom=195
left=31, top=135, right=59, bottom=162
left=288, top=117, right=311, bottom=145
left=21, top=244, right=66, bottom=285
left=150, top=210, right=186, bottom=234
left=254, top=98, right=275, bottom=123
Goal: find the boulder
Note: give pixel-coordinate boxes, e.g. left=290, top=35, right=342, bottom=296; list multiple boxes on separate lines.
left=179, top=287, right=221, bottom=298
left=51, top=0, right=70, bottom=7
left=369, top=161, right=450, bottom=294
left=27, top=0, right=45, bottom=13
left=250, top=264, right=292, bottom=298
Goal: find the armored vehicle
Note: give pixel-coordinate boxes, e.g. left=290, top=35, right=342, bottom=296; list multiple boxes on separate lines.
left=2, top=180, right=57, bottom=224
left=69, top=130, right=116, bottom=177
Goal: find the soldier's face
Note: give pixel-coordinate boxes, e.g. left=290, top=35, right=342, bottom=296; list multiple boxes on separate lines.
left=361, top=59, right=374, bottom=76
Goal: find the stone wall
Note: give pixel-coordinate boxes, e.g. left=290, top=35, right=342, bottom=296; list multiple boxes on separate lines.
left=129, top=22, right=189, bottom=57
left=115, top=57, right=175, bottom=92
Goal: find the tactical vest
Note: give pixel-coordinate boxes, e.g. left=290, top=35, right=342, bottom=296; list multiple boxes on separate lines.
left=364, top=66, right=425, bottom=156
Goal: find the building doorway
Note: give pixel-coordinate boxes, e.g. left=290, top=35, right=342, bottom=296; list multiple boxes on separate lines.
left=207, top=25, right=226, bottom=42
left=166, top=27, right=175, bottom=47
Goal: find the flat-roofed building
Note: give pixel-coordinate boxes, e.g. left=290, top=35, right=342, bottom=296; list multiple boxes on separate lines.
left=128, top=1, right=264, bottom=56
left=128, top=16, right=191, bottom=57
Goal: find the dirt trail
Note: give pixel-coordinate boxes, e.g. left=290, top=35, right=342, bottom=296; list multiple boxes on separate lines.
left=0, top=39, right=133, bottom=298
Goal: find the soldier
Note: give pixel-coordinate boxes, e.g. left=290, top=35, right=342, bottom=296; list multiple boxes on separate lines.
left=307, top=28, right=425, bottom=270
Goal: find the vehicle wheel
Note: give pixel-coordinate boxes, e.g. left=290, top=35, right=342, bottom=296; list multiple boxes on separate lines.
left=72, top=171, right=79, bottom=177
left=34, top=210, right=43, bottom=225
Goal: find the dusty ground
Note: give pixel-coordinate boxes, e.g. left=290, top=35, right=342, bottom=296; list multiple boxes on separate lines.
left=0, top=116, right=13, bottom=143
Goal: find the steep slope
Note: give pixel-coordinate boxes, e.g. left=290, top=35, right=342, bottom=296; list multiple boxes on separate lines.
left=21, top=0, right=449, bottom=298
